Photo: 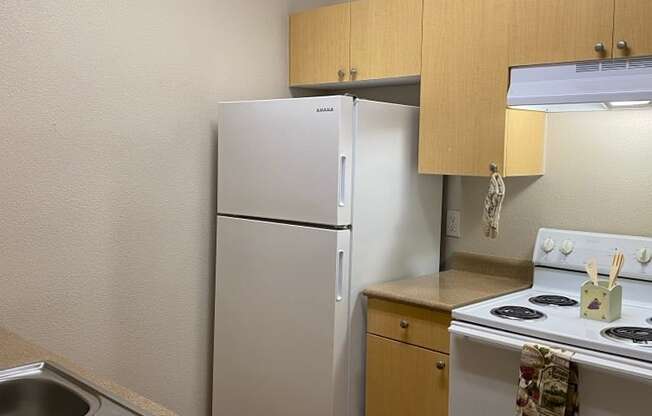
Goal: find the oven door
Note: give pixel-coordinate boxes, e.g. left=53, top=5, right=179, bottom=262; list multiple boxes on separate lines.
left=449, top=321, right=651, bottom=416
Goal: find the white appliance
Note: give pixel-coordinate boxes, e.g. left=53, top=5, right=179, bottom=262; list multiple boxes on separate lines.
left=507, top=57, right=652, bottom=112
left=213, top=96, right=443, bottom=416
left=450, top=228, right=652, bottom=416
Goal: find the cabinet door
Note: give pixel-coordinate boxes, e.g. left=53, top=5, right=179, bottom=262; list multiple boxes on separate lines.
left=366, top=334, right=449, bottom=416
left=509, top=0, right=615, bottom=66
left=289, top=3, right=350, bottom=86
left=419, top=0, right=511, bottom=176
left=613, top=0, right=652, bottom=58
left=350, top=0, right=422, bottom=81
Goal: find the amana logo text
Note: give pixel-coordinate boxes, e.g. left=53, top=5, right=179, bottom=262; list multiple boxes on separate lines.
left=316, top=107, right=335, bottom=113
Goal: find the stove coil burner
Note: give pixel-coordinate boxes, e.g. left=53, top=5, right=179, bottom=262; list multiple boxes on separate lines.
left=602, top=327, right=652, bottom=346
left=490, top=306, right=546, bottom=321
left=529, top=295, right=578, bottom=307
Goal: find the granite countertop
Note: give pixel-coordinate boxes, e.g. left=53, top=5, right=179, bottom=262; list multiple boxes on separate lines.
left=363, top=252, right=533, bottom=311
left=0, top=326, right=177, bottom=416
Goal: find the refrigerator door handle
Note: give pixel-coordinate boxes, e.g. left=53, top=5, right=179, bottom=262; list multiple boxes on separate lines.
left=336, top=249, right=344, bottom=302
left=338, top=155, right=347, bottom=208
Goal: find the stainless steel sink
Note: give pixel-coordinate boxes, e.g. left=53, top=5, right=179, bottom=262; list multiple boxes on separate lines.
left=0, top=362, right=150, bottom=416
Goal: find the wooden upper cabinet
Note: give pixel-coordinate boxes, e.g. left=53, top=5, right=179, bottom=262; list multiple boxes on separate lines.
left=613, top=0, right=652, bottom=58
left=366, top=334, right=449, bottom=416
left=289, top=0, right=423, bottom=87
left=419, top=0, right=546, bottom=177
left=350, top=0, right=423, bottom=81
left=508, top=0, right=615, bottom=66
left=420, top=0, right=511, bottom=176
left=289, top=3, right=350, bottom=86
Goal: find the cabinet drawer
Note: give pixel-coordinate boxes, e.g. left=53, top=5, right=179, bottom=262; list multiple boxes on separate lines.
left=367, top=298, right=451, bottom=353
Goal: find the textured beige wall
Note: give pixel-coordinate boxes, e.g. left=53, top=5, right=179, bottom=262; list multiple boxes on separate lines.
left=0, top=1, right=290, bottom=415
left=445, top=109, right=652, bottom=261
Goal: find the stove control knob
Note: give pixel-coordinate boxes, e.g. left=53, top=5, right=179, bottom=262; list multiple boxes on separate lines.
left=636, top=248, right=652, bottom=264
left=541, top=238, right=555, bottom=253
left=560, top=240, right=574, bottom=256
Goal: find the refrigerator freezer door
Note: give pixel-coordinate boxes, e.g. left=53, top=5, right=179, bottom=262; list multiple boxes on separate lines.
left=218, top=96, right=353, bottom=226
left=213, top=216, right=350, bottom=416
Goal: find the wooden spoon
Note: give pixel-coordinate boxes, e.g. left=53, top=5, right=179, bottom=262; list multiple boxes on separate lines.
left=608, top=252, right=625, bottom=290
left=585, top=259, right=599, bottom=286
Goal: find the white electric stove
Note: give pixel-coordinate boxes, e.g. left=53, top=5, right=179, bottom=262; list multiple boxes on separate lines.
left=449, top=229, right=652, bottom=416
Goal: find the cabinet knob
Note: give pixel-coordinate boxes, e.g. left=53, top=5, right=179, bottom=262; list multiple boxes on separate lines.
left=337, top=69, right=346, bottom=79
left=594, top=42, right=606, bottom=53
left=399, top=319, right=409, bottom=329
left=617, top=40, right=629, bottom=50
left=350, top=67, right=358, bottom=78
left=436, top=361, right=446, bottom=370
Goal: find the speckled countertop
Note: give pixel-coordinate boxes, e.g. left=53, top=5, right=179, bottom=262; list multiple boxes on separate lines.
left=363, top=252, right=533, bottom=311
left=0, top=327, right=177, bottom=416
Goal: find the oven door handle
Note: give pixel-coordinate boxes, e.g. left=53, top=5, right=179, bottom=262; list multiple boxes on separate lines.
left=450, top=321, right=652, bottom=382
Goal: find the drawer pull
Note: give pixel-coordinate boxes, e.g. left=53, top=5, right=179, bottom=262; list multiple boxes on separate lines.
left=436, top=361, right=446, bottom=370
left=399, top=319, right=410, bottom=329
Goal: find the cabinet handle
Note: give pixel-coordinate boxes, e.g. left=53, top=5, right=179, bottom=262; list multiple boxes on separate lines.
left=436, top=361, right=446, bottom=370
left=594, top=42, right=606, bottom=53
left=337, top=68, right=346, bottom=79
left=336, top=249, right=344, bottom=302
left=338, top=154, right=347, bottom=207
left=617, top=40, right=629, bottom=50
left=399, top=319, right=409, bottom=329
left=350, top=67, right=358, bottom=79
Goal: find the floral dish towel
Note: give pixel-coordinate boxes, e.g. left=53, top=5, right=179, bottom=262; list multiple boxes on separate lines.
left=516, top=344, right=579, bottom=416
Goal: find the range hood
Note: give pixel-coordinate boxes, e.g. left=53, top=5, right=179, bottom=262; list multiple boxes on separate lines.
left=508, top=57, right=652, bottom=112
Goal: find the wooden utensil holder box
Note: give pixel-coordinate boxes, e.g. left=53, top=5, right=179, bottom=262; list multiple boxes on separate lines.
left=580, top=280, right=622, bottom=322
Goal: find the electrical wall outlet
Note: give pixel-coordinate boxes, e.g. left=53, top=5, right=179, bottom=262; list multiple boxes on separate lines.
left=446, top=210, right=461, bottom=238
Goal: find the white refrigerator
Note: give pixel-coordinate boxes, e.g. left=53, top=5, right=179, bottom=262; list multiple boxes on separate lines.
left=213, top=96, right=443, bottom=416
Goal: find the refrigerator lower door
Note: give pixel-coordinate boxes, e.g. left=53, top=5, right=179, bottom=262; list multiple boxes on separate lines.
left=213, top=216, right=350, bottom=416
left=217, top=96, right=353, bottom=226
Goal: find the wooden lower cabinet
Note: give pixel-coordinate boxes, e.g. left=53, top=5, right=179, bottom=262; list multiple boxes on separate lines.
left=366, top=334, right=449, bottom=416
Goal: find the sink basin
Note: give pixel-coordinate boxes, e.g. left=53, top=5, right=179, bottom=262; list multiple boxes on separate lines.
left=0, top=378, right=90, bottom=416
left=0, top=362, right=149, bottom=416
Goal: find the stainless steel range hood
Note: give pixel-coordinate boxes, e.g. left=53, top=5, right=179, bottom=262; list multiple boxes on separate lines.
left=507, top=57, right=652, bottom=112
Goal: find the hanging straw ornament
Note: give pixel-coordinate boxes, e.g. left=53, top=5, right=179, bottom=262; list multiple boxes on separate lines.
left=483, top=163, right=505, bottom=239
